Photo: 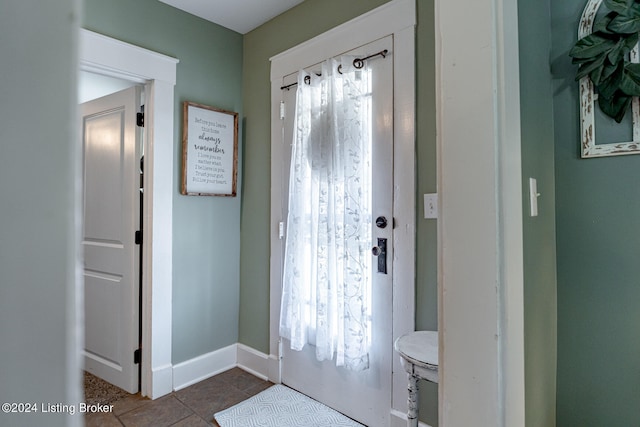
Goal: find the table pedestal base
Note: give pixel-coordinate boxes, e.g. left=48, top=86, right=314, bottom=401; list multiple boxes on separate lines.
left=407, top=374, right=419, bottom=427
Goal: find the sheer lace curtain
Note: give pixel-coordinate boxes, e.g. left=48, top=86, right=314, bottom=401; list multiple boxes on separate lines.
left=279, top=56, right=373, bottom=371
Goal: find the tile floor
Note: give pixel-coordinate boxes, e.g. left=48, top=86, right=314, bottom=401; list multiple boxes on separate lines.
left=85, top=368, right=273, bottom=427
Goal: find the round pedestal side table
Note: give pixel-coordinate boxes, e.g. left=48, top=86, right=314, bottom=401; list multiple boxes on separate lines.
left=394, top=331, right=438, bottom=427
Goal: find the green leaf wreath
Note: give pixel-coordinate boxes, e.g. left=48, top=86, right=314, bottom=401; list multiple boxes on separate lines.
left=570, top=0, right=640, bottom=122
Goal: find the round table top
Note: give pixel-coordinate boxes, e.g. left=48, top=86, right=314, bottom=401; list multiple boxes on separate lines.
left=394, top=330, right=438, bottom=368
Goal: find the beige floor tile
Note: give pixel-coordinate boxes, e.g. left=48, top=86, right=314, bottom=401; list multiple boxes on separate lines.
left=85, top=368, right=267, bottom=427
left=118, top=395, right=193, bottom=427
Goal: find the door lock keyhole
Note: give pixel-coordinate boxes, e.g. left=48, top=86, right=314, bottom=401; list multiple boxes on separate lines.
left=371, top=238, right=387, bottom=274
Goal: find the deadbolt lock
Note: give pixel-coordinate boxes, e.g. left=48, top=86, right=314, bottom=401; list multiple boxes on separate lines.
left=375, top=216, right=388, bottom=229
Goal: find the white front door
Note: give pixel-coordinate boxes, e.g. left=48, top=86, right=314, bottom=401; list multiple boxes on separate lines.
left=81, top=86, right=142, bottom=394
left=277, top=36, right=393, bottom=426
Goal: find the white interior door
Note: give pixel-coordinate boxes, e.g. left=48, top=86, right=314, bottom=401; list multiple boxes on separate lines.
left=82, top=86, right=142, bottom=394
left=278, top=36, right=393, bottom=426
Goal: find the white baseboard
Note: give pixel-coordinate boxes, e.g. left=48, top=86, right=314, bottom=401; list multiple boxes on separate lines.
left=172, top=344, right=236, bottom=391
left=390, top=408, right=433, bottom=427
left=172, top=343, right=273, bottom=392
left=235, top=343, right=283, bottom=384
left=236, top=343, right=270, bottom=381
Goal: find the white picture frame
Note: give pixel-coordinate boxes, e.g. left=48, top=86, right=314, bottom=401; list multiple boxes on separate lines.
left=579, top=0, right=640, bottom=158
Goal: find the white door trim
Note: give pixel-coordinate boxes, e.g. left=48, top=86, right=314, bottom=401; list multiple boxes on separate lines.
left=79, top=29, right=179, bottom=399
left=435, top=0, right=525, bottom=425
left=269, top=0, right=416, bottom=418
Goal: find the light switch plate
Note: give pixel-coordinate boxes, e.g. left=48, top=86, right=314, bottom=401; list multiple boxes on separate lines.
left=529, top=178, right=539, bottom=217
left=424, top=193, right=438, bottom=219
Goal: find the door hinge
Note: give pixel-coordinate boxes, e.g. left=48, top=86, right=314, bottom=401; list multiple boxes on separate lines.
left=280, top=101, right=285, bottom=120
left=134, top=348, right=141, bottom=364
left=135, top=230, right=143, bottom=245
left=136, top=105, right=145, bottom=127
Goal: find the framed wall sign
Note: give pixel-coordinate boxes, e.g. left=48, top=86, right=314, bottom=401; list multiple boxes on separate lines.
left=181, top=102, right=238, bottom=196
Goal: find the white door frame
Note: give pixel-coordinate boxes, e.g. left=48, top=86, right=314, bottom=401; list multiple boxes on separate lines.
left=435, top=0, right=525, bottom=425
left=79, top=29, right=178, bottom=399
left=269, top=0, right=416, bottom=422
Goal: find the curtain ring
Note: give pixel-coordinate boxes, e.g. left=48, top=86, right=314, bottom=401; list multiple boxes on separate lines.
left=304, top=75, right=311, bottom=85
left=338, top=64, right=343, bottom=74
left=353, top=58, right=365, bottom=69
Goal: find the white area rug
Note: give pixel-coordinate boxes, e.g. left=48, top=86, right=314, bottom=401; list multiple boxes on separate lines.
left=214, top=384, right=365, bottom=427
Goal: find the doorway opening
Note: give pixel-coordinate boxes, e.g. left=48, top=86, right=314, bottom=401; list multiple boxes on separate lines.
left=79, top=29, right=178, bottom=399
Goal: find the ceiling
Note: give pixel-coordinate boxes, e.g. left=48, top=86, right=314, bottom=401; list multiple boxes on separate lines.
left=157, top=0, right=306, bottom=34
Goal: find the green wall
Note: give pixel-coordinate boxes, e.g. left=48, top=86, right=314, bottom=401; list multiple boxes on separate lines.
left=552, top=1, right=640, bottom=426
left=1, top=1, right=82, bottom=425
left=83, top=0, right=244, bottom=364
left=518, top=0, right=558, bottom=426
left=239, top=0, right=438, bottom=424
